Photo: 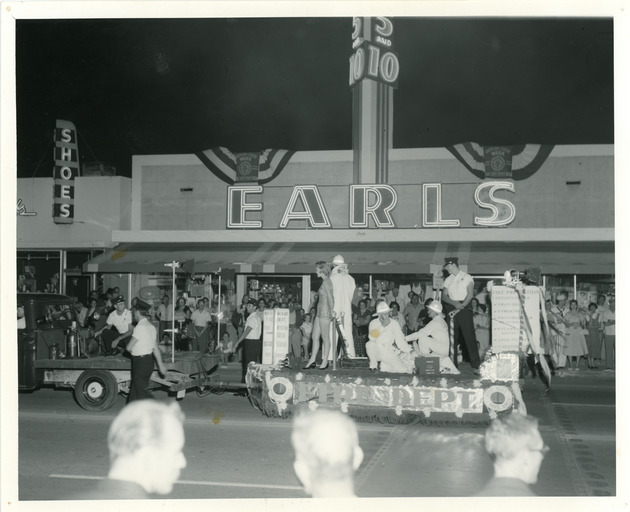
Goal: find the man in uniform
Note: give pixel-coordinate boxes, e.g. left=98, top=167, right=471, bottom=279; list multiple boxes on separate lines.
left=365, top=301, right=415, bottom=373
left=234, top=299, right=262, bottom=382
left=330, top=254, right=357, bottom=359
left=123, top=299, right=167, bottom=402
left=441, top=257, right=480, bottom=373
left=95, top=295, right=133, bottom=353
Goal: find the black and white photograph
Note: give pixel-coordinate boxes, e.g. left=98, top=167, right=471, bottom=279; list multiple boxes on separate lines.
left=1, top=1, right=627, bottom=509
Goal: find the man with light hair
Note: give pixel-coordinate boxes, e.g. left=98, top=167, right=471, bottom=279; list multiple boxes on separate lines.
left=476, top=413, right=548, bottom=496
left=76, top=400, right=186, bottom=499
left=291, top=408, right=364, bottom=498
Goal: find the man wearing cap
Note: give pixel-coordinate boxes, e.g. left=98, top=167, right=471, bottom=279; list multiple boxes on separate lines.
left=234, top=299, right=263, bottom=383
left=95, top=296, right=133, bottom=352
left=124, top=299, right=167, bottom=402
left=404, top=300, right=460, bottom=374
left=365, top=301, right=415, bottom=373
left=442, top=257, right=481, bottom=372
left=330, top=254, right=357, bottom=359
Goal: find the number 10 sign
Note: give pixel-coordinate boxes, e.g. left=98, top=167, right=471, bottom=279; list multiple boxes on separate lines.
left=349, top=17, right=400, bottom=88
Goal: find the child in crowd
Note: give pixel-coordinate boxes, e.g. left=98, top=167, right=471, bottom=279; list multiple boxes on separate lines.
left=217, top=331, right=233, bottom=367
left=300, top=313, right=313, bottom=359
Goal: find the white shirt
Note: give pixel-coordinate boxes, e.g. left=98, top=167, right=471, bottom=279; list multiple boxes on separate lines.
left=368, top=317, right=411, bottom=356
left=106, top=309, right=133, bottom=334
left=443, top=271, right=474, bottom=301
left=157, top=303, right=173, bottom=322
left=130, top=317, right=157, bottom=356
left=245, top=311, right=262, bottom=340
left=405, top=314, right=450, bottom=356
left=601, top=308, right=615, bottom=336
left=191, top=308, right=213, bottom=327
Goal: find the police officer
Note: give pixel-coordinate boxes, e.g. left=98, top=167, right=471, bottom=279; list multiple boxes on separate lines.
left=442, top=257, right=481, bottom=373
left=124, top=298, right=167, bottom=402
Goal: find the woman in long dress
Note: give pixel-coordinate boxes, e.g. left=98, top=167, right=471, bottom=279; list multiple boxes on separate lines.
left=585, top=302, right=603, bottom=369
left=545, top=299, right=565, bottom=368
left=564, top=299, right=589, bottom=370
left=303, top=261, right=334, bottom=370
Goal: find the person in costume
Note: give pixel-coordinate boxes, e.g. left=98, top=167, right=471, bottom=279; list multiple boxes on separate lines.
left=404, top=300, right=460, bottom=374
left=330, top=254, right=357, bottom=359
left=303, top=261, right=334, bottom=370
left=365, top=301, right=415, bottom=373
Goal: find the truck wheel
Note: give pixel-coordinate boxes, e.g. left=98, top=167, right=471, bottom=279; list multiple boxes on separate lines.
left=74, top=370, right=119, bottom=411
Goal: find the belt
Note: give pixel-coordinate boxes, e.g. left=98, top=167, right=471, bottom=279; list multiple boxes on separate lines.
left=245, top=338, right=260, bottom=341
left=132, top=354, right=153, bottom=358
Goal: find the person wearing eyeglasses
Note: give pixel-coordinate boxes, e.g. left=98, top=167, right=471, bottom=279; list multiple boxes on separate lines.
left=476, top=414, right=548, bottom=496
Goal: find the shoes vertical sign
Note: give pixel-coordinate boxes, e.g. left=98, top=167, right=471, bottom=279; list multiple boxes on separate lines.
left=53, top=120, right=80, bottom=224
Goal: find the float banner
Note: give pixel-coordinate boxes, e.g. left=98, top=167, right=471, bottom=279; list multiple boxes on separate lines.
left=53, top=119, right=80, bottom=224
left=446, top=143, right=554, bottom=180
left=196, top=147, right=295, bottom=185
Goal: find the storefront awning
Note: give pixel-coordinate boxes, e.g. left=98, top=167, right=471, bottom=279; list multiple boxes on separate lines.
left=84, top=240, right=615, bottom=275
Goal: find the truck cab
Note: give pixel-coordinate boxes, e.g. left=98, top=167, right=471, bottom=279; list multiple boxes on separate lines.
left=18, top=293, right=77, bottom=390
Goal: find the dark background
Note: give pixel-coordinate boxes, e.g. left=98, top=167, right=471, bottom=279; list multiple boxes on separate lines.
left=16, top=17, right=614, bottom=178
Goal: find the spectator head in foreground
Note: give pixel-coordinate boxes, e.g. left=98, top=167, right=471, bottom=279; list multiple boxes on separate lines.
left=291, top=408, right=364, bottom=498
left=108, top=400, right=187, bottom=495
left=479, top=413, right=547, bottom=496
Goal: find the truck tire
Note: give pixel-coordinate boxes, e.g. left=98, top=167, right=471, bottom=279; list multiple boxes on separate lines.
left=74, top=370, right=119, bottom=411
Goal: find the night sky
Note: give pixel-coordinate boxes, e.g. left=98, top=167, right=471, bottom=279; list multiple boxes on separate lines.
left=15, top=17, right=614, bottom=178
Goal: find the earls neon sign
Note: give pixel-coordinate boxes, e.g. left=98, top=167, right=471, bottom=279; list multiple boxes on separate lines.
left=227, top=182, right=516, bottom=229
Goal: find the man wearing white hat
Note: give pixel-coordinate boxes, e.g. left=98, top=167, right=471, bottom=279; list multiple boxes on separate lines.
left=404, top=300, right=460, bottom=374
left=330, top=254, right=357, bottom=358
left=365, top=301, right=415, bottom=373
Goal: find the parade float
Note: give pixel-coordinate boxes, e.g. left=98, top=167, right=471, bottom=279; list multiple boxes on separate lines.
left=246, top=269, right=548, bottom=425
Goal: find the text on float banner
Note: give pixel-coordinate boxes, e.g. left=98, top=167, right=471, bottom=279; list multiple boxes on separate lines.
left=226, top=182, right=516, bottom=229
left=53, top=120, right=80, bottom=224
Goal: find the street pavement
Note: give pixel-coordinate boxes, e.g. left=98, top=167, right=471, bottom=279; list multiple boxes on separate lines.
left=14, top=361, right=617, bottom=501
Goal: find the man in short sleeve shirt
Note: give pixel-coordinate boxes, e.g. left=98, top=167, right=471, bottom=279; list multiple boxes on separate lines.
left=95, top=296, right=133, bottom=352
left=124, top=299, right=166, bottom=402
left=234, top=300, right=263, bottom=382
left=441, top=257, right=480, bottom=371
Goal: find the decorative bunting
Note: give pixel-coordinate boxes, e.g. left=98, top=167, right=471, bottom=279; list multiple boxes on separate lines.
left=196, top=147, right=296, bottom=185
left=446, top=143, right=555, bottom=180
